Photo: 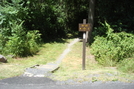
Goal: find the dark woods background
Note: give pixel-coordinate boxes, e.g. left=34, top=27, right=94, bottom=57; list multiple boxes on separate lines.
left=1, top=0, right=134, bottom=40
left=0, top=0, right=134, bottom=56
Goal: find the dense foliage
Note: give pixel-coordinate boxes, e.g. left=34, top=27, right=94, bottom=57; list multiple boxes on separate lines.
left=91, top=22, right=134, bottom=66
left=0, top=0, right=134, bottom=59
left=0, top=0, right=41, bottom=56
left=0, top=0, right=88, bottom=56
left=93, top=0, right=134, bottom=36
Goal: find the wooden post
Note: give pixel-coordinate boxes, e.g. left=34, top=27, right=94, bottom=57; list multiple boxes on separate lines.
left=79, top=19, right=91, bottom=70
left=82, top=19, right=86, bottom=70
left=83, top=32, right=86, bottom=70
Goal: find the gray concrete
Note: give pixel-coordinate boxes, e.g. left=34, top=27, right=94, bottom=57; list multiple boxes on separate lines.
left=23, top=63, right=59, bottom=77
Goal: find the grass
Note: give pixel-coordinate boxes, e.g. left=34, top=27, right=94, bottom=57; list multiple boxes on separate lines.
left=0, top=38, right=134, bottom=83
left=52, top=41, right=134, bottom=83
left=117, top=58, right=134, bottom=73
left=0, top=39, right=70, bottom=80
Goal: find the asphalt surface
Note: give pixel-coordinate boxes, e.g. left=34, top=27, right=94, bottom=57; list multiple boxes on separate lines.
left=0, top=76, right=134, bottom=89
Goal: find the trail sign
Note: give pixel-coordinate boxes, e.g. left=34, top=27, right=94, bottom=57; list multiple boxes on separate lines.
left=79, top=24, right=91, bottom=31
left=78, top=19, right=90, bottom=70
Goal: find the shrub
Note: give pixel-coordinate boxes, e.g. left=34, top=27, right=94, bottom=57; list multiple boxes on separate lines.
left=91, top=22, right=134, bottom=66
left=0, top=1, right=41, bottom=57
left=24, top=30, right=41, bottom=56
left=3, top=21, right=41, bottom=57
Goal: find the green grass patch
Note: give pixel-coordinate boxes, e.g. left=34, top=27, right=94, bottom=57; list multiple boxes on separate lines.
left=0, top=39, right=70, bottom=80
left=117, top=58, right=134, bottom=73
left=52, top=41, right=134, bottom=83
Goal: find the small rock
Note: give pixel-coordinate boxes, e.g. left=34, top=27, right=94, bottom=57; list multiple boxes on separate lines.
left=105, top=73, right=114, bottom=77
left=0, top=55, right=7, bottom=63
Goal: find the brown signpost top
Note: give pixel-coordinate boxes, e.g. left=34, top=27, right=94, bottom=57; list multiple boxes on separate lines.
left=79, top=24, right=91, bottom=31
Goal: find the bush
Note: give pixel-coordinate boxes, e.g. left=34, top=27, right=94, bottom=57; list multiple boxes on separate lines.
left=1, top=21, right=41, bottom=57
left=91, top=22, right=134, bottom=66
left=24, top=30, right=41, bottom=56
left=0, top=1, right=41, bottom=57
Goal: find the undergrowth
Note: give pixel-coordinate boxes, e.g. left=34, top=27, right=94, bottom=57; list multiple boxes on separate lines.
left=91, top=22, right=134, bottom=72
left=117, top=58, right=134, bottom=73
left=0, top=2, right=41, bottom=57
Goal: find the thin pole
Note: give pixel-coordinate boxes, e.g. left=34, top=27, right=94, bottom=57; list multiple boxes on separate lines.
left=82, top=19, right=86, bottom=70
left=82, top=32, right=86, bottom=70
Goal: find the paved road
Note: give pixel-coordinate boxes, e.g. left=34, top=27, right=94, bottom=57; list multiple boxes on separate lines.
left=0, top=76, right=134, bottom=89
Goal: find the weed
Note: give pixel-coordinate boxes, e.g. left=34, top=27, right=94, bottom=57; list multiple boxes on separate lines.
left=92, top=77, right=98, bottom=82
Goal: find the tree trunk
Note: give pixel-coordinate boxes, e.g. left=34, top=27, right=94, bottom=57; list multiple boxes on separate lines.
left=86, top=0, right=95, bottom=43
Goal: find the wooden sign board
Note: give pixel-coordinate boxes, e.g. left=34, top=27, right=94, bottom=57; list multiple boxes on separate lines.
left=79, top=24, right=91, bottom=31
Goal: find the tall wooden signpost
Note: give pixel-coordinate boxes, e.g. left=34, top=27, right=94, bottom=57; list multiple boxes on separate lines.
left=79, top=19, right=91, bottom=70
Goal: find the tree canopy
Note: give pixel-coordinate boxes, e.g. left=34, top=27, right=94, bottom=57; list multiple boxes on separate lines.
left=94, top=0, right=134, bottom=36
left=0, top=0, right=134, bottom=56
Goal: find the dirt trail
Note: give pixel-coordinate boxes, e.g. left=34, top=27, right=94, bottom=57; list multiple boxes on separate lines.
left=56, top=38, right=80, bottom=64
left=23, top=38, right=80, bottom=77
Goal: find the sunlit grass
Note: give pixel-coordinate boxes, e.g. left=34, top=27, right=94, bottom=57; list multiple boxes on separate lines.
left=0, top=39, right=70, bottom=80
left=52, top=41, right=134, bottom=82
left=1, top=38, right=134, bottom=83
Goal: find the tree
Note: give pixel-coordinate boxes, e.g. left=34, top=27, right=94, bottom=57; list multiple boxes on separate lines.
left=86, top=0, right=95, bottom=42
